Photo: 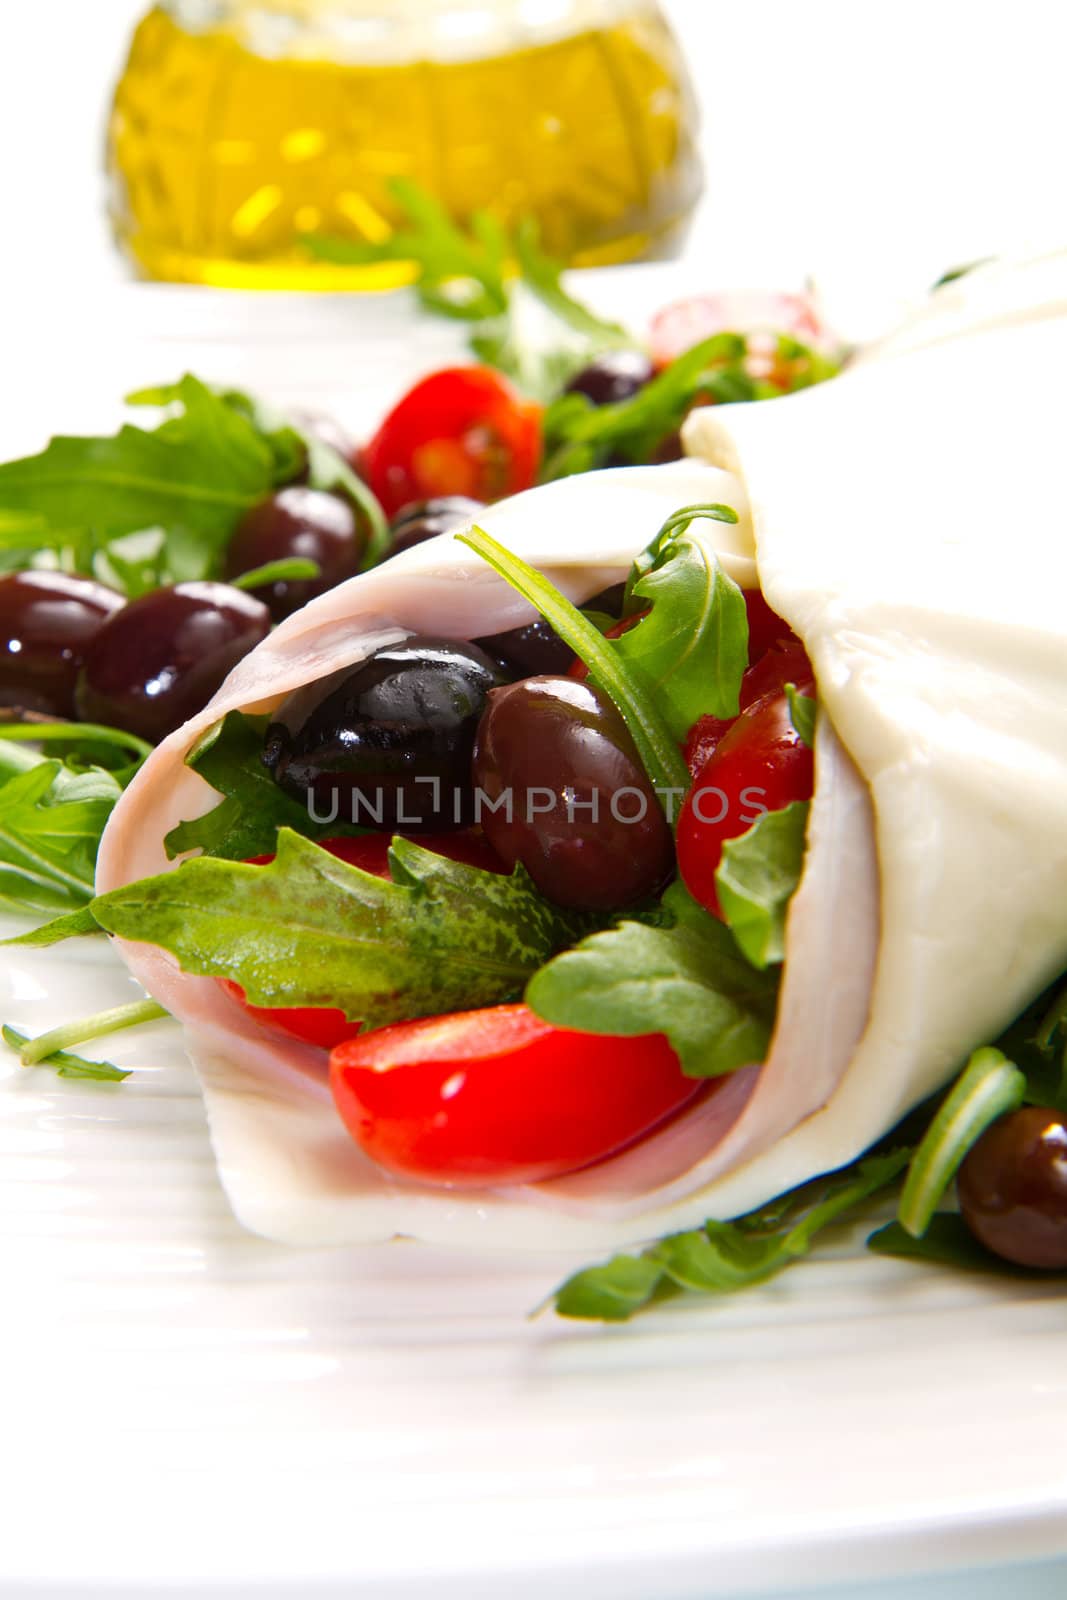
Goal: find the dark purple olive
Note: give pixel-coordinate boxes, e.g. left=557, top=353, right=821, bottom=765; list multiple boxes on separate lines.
left=958, top=1107, right=1067, bottom=1269
left=75, top=582, right=271, bottom=743
left=0, top=571, right=124, bottom=717
left=385, top=496, right=485, bottom=561
left=473, top=618, right=575, bottom=679
left=564, top=350, right=655, bottom=407
left=225, top=487, right=368, bottom=621
left=650, top=428, right=685, bottom=464
left=289, top=409, right=358, bottom=464
left=473, top=581, right=629, bottom=679
left=472, top=675, right=673, bottom=911
left=264, top=636, right=504, bottom=831
left=583, top=582, right=627, bottom=619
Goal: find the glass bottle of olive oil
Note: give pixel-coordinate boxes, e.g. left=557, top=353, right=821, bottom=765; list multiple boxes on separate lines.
left=107, top=0, right=702, bottom=289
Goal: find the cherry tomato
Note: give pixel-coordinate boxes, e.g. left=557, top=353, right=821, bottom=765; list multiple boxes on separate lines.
left=361, top=367, right=541, bottom=518
left=744, top=587, right=797, bottom=662
left=649, top=291, right=828, bottom=371
left=567, top=606, right=649, bottom=678
left=221, top=832, right=504, bottom=1049
left=329, top=1003, right=702, bottom=1186
left=678, top=685, right=815, bottom=918
left=684, top=636, right=812, bottom=777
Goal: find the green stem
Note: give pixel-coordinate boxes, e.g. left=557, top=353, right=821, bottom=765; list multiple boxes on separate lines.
left=16, top=1000, right=168, bottom=1066
left=898, top=1047, right=1026, bottom=1237
left=0, top=721, right=153, bottom=763
left=232, top=557, right=320, bottom=591
left=457, top=524, right=691, bottom=804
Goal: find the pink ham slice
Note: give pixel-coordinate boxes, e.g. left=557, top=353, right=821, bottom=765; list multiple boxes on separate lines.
left=94, top=460, right=881, bottom=1244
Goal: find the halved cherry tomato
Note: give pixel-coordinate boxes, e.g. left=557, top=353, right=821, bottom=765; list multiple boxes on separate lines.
left=743, top=587, right=797, bottom=663
left=361, top=367, right=542, bottom=518
left=684, top=635, right=812, bottom=777
left=221, top=832, right=505, bottom=1049
left=678, top=684, right=815, bottom=918
left=329, top=1003, right=702, bottom=1187
left=649, top=291, right=828, bottom=371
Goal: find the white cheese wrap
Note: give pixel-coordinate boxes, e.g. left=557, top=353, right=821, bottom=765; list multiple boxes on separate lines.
left=96, top=254, right=1067, bottom=1251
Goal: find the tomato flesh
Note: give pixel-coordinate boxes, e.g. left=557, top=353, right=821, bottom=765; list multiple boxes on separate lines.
left=362, top=367, right=541, bottom=518
left=221, top=832, right=505, bottom=1049
left=684, top=620, right=809, bottom=777
left=678, top=684, right=815, bottom=918
left=330, top=1003, right=702, bottom=1186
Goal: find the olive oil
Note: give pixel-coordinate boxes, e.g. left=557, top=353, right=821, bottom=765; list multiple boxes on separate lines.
left=107, top=2, right=701, bottom=289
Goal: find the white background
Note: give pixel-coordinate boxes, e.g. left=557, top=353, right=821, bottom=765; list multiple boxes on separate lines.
left=1, top=0, right=1066, bottom=315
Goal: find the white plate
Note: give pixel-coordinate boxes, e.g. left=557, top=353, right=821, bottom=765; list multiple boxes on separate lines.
left=4, top=276, right=1067, bottom=1600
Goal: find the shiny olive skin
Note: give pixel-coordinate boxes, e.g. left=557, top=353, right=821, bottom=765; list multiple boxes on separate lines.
left=472, top=675, right=673, bottom=910
left=958, top=1107, right=1067, bottom=1269
left=473, top=581, right=629, bottom=678
left=264, top=635, right=504, bottom=830
left=583, top=582, right=627, bottom=619
left=76, top=582, right=270, bottom=743
left=0, top=571, right=124, bottom=717
left=564, top=350, right=655, bottom=406
left=385, top=496, right=485, bottom=560
left=473, top=618, right=575, bottom=679
left=289, top=409, right=358, bottom=465
left=224, top=486, right=368, bottom=621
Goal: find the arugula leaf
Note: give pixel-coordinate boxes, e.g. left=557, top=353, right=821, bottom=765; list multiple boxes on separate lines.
left=527, top=879, right=778, bottom=1079
left=0, top=722, right=145, bottom=926
left=130, top=380, right=389, bottom=567
left=554, top=1255, right=677, bottom=1322
left=162, top=711, right=369, bottom=862
left=554, top=1148, right=911, bottom=1321
left=716, top=801, right=809, bottom=969
left=0, top=759, right=116, bottom=907
left=90, top=830, right=591, bottom=1030
left=988, top=973, right=1067, bottom=1113
left=785, top=682, right=816, bottom=748
left=306, top=181, right=634, bottom=402
left=614, top=506, right=748, bottom=737
left=1, top=1024, right=130, bottom=1083
left=896, top=1047, right=1026, bottom=1238
left=0, top=376, right=275, bottom=583
left=458, top=524, right=691, bottom=801
left=2, top=905, right=101, bottom=946
left=539, top=334, right=746, bottom=481
left=306, top=178, right=510, bottom=321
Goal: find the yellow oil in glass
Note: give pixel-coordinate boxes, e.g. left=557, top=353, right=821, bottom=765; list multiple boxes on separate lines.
left=107, top=2, right=701, bottom=289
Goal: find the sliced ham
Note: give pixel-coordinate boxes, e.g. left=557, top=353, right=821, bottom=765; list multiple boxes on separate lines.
left=96, top=254, right=1067, bottom=1248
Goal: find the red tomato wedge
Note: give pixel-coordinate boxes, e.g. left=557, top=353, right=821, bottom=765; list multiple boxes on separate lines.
left=684, top=635, right=812, bottom=777
left=220, top=832, right=505, bottom=1049
left=361, top=366, right=542, bottom=518
left=678, top=685, right=815, bottom=919
left=330, top=1003, right=702, bottom=1187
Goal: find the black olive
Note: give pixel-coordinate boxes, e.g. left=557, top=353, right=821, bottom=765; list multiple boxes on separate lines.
left=472, top=618, right=575, bottom=679
left=564, top=351, right=655, bottom=406
left=958, top=1107, right=1067, bottom=1268
left=264, top=636, right=505, bottom=831
left=224, top=487, right=368, bottom=621
left=384, top=497, right=486, bottom=561
left=0, top=571, right=123, bottom=717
